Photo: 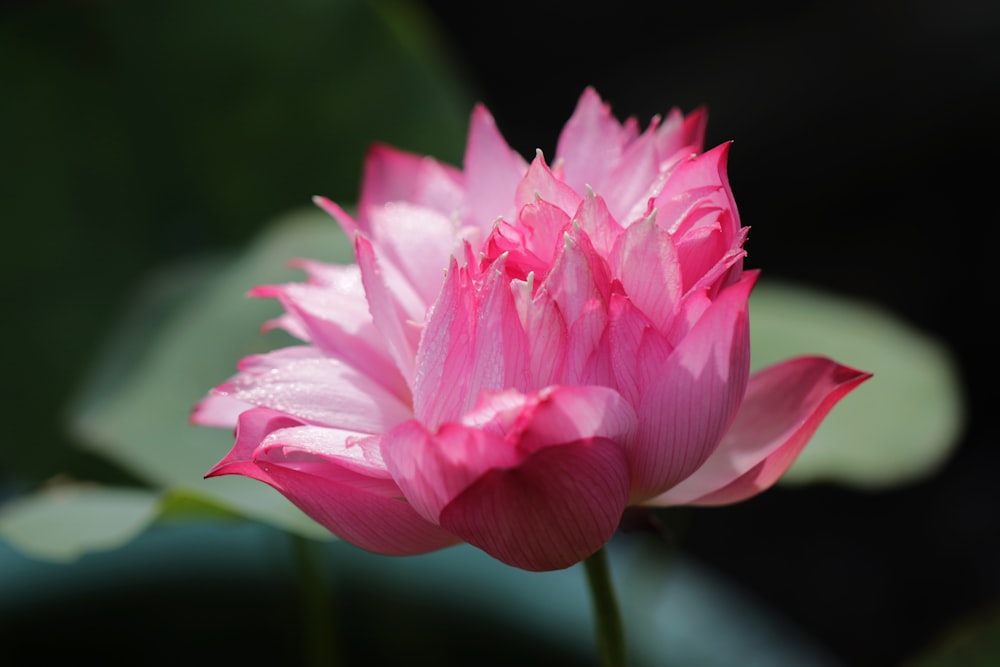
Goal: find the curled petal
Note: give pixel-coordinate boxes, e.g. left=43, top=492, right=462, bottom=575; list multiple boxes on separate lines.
left=208, top=409, right=459, bottom=555
left=649, top=357, right=872, bottom=506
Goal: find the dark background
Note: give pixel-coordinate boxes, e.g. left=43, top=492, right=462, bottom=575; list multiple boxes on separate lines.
left=2, top=1, right=997, bottom=665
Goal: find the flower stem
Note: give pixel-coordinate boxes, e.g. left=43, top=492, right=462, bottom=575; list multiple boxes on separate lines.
left=584, top=546, right=627, bottom=667
left=291, top=535, right=339, bottom=667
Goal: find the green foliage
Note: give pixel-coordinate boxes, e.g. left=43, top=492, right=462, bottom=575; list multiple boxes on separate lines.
left=750, top=280, right=965, bottom=488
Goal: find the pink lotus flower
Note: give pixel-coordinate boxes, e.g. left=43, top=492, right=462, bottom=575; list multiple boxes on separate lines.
left=193, top=88, right=870, bottom=571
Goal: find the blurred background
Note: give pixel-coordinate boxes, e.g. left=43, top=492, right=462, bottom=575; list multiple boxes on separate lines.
left=1, top=0, right=996, bottom=665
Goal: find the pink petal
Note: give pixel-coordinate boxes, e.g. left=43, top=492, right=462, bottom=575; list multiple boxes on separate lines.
left=465, top=255, right=530, bottom=405
left=514, top=280, right=567, bottom=388
left=654, top=143, right=740, bottom=241
left=213, top=347, right=412, bottom=433
left=554, top=87, right=626, bottom=194
left=627, top=271, right=757, bottom=500
left=515, top=151, right=583, bottom=217
left=412, top=260, right=475, bottom=428
left=357, top=143, right=463, bottom=229
left=208, top=409, right=459, bottom=555
left=312, top=196, right=359, bottom=240
left=649, top=357, right=872, bottom=506
left=609, top=211, right=683, bottom=334
left=601, top=122, right=661, bottom=224
left=654, top=106, right=708, bottom=159
left=355, top=234, right=422, bottom=385
left=250, top=279, right=407, bottom=401
left=540, top=230, right=609, bottom=326
left=572, top=188, right=624, bottom=258
left=382, top=386, right=635, bottom=571
left=191, top=393, right=254, bottom=429
left=462, top=104, right=528, bottom=232
left=367, top=202, right=459, bottom=305
left=439, top=436, right=630, bottom=571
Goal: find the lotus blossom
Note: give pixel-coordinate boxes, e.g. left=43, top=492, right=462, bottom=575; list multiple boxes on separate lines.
left=193, top=88, right=870, bottom=571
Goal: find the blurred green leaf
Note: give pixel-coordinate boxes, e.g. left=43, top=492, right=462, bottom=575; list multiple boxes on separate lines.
left=0, top=485, right=161, bottom=563
left=69, top=208, right=351, bottom=541
left=750, top=280, right=965, bottom=488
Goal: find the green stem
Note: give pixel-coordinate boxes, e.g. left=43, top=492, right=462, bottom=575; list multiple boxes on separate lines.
left=584, top=546, right=627, bottom=667
left=291, top=535, right=339, bottom=667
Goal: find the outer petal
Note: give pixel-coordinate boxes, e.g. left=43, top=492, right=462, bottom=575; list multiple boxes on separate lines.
left=357, top=143, right=463, bottom=228
left=207, top=409, right=459, bottom=555
left=627, top=271, right=757, bottom=500
left=212, top=347, right=412, bottom=433
left=191, top=392, right=254, bottom=429
left=439, top=436, right=629, bottom=571
left=649, top=356, right=872, bottom=506
left=382, top=386, right=635, bottom=571
left=250, top=277, right=407, bottom=401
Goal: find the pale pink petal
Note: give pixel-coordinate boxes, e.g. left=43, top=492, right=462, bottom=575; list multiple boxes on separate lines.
left=213, top=347, right=412, bottom=433
left=648, top=357, right=872, bottom=506
left=208, top=409, right=459, bottom=555
left=627, top=271, right=756, bottom=500
left=601, top=123, right=661, bottom=224
left=462, top=105, right=528, bottom=232
left=357, top=144, right=463, bottom=229
left=191, top=393, right=256, bottom=429
left=250, top=281, right=407, bottom=401
left=367, top=202, right=460, bottom=304
left=555, top=87, right=626, bottom=194
left=355, top=234, right=421, bottom=386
